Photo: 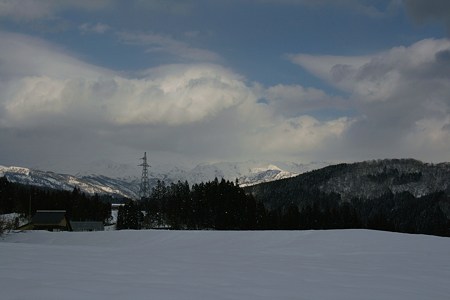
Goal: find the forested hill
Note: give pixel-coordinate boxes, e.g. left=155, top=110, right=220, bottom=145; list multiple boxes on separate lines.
left=246, top=159, right=450, bottom=206
left=245, top=159, right=450, bottom=236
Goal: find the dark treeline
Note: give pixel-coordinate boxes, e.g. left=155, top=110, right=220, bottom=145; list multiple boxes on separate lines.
left=0, top=177, right=111, bottom=223
left=118, top=178, right=266, bottom=230
left=116, top=179, right=347, bottom=231
left=117, top=177, right=450, bottom=237
left=263, top=191, right=361, bottom=230
left=353, top=191, right=449, bottom=236
left=262, top=189, right=450, bottom=236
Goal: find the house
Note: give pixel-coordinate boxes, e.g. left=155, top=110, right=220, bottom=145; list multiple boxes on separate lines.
left=71, top=221, right=104, bottom=232
left=19, top=210, right=72, bottom=231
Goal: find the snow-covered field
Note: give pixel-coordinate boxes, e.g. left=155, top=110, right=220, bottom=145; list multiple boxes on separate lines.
left=1, top=230, right=449, bottom=299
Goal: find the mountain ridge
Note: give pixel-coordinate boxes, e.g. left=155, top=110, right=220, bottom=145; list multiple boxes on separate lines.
left=4, top=158, right=449, bottom=204
left=0, top=160, right=326, bottom=199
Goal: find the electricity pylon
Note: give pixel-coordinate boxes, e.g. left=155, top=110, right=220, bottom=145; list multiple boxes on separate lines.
left=138, top=152, right=150, bottom=200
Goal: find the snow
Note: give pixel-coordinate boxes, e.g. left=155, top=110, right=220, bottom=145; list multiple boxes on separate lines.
left=251, top=164, right=283, bottom=173
left=1, top=229, right=449, bottom=299
left=0, top=165, right=30, bottom=176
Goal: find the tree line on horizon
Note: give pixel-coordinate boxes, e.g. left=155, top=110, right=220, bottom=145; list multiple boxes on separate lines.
left=117, top=178, right=450, bottom=237
left=117, top=178, right=264, bottom=230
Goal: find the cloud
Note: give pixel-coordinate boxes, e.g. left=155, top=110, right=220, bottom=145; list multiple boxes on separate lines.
left=287, top=53, right=371, bottom=93
left=289, top=38, right=450, bottom=161
left=0, top=0, right=109, bottom=21
left=0, top=31, right=351, bottom=168
left=404, top=0, right=450, bottom=30
left=128, top=0, right=194, bottom=15
left=0, top=31, right=111, bottom=79
left=250, top=116, right=353, bottom=158
left=117, top=31, right=221, bottom=62
left=79, top=22, right=111, bottom=34
left=0, top=36, right=245, bottom=127
left=251, top=0, right=400, bottom=18
left=102, top=64, right=250, bottom=126
left=0, top=32, right=238, bottom=128
left=262, top=84, right=348, bottom=118
left=289, top=39, right=450, bottom=100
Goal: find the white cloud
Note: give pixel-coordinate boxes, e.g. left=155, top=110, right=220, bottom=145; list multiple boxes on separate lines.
left=0, top=33, right=228, bottom=128
left=289, top=39, right=450, bottom=102
left=289, top=38, right=450, bottom=162
left=118, top=31, right=221, bottom=62
left=0, top=31, right=351, bottom=168
left=2, top=30, right=450, bottom=169
left=0, top=32, right=243, bottom=127
left=1, top=68, right=249, bottom=127
left=252, top=116, right=353, bottom=157
left=0, top=31, right=111, bottom=79
left=102, top=65, right=250, bottom=126
left=263, top=84, right=348, bottom=117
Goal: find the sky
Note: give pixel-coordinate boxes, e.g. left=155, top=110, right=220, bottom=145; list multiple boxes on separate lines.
left=0, top=0, right=450, bottom=173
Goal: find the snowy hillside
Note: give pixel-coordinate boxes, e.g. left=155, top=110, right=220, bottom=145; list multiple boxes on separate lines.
left=323, top=159, right=450, bottom=199
left=248, top=159, right=450, bottom=204
left=1, top=230, right=450, bottom=299
left=0, top=165, right=136, bottom=199
left=315, top=159, right=450, bottom=200
left=0, top=161, right=326, bottom=199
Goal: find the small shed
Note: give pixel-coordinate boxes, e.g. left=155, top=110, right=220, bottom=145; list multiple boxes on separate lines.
left=71, top=221, right=104, bottom=232
left=19, top=210, right=72, bottom=231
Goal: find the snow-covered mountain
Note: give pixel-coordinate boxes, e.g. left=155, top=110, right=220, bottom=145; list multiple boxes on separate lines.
left=0, top=161, right=327, bottom=200
left=0, top=165, right=137, bottom=199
